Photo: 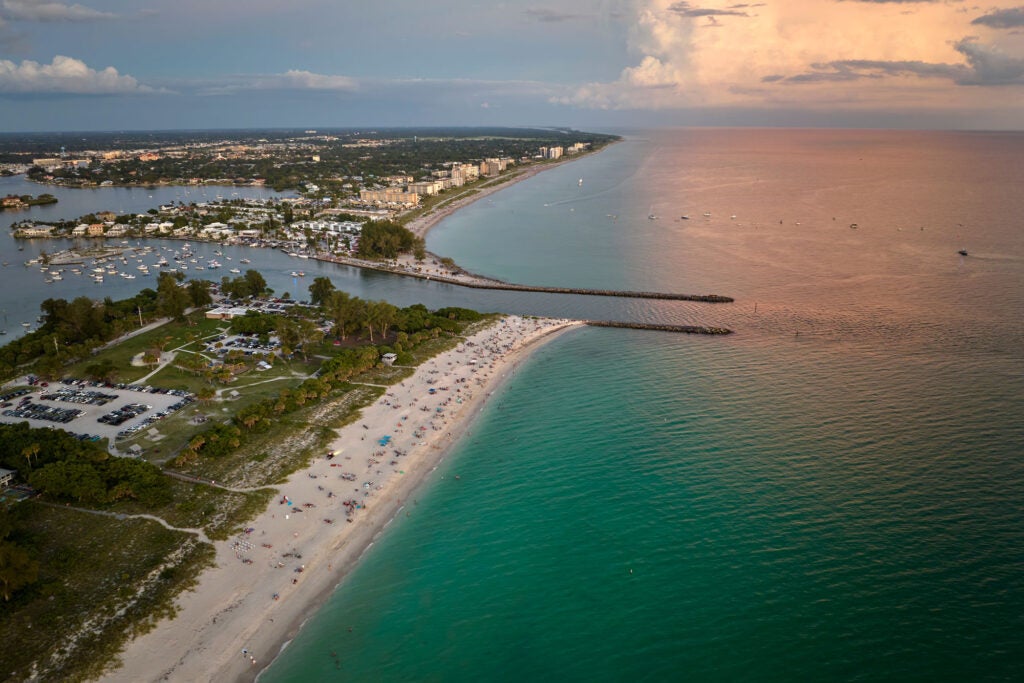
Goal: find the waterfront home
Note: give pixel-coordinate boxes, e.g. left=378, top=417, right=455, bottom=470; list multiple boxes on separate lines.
left=14, top=224, right=54, bottom=237
left=0, top=467, right=15, bottom=489
left=2, top=195, right=28, bottom=209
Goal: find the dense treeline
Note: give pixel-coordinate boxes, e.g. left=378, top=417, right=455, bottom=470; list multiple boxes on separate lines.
left=0, top=423, right=170, bottom=603
left=218, top=270, right=269, bottom=299
left=0, top=289, right=156, bottom=379
left=355, top=220, right=422, bottom=260
left=0, top=423, right=170, bottom=506
left=0, top=279, right=211, bottom=380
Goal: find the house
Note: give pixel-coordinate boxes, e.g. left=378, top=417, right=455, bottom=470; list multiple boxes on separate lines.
left=2, top=195, right=27, bottom=209
left=15, top=225, right=54, bottom=239
left=0, top=467, right=15, bottom=488
left=87, top=223, right=105, bottom=236
left=381, top=352, right=397, bottom=366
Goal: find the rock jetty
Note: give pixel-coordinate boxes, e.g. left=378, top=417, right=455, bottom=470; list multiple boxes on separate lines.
left=585, top=321, right=733, bottom=335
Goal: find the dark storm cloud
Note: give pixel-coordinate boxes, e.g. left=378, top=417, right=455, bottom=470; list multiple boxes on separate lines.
left=971, top=7, right=1024, bottom=29
left=768, top=43, right=1024, bottom=87
left=524, top=8, right=585, bottom=22
left=667, top=2, right=750, bottom=18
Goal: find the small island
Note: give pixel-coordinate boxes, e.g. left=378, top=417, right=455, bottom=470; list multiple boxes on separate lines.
left=1, top=194, right=57, bottom=211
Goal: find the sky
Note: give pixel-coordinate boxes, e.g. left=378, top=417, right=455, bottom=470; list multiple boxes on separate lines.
left=0, top=0, right=1023, bottom=131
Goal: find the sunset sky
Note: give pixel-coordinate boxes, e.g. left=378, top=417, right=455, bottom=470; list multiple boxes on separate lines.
left=1, top=0, right=1022, bottom=131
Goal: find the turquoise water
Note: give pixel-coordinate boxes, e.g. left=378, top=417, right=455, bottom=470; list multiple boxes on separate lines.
left=264, top=129, right=1024, bottom=682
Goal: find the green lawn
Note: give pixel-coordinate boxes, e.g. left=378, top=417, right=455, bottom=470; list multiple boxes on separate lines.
left=62, top=314, right=227, bottom=383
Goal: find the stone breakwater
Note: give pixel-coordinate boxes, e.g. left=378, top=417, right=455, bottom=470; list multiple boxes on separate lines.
left=454, top=281, right=734, bottom=303
left=585, top=321, right=733, bottom=335
left=313, top=254, right=734, bottom=303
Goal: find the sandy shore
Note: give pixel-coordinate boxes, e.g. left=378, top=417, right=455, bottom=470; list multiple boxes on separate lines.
left=404, top=156, right=585, bottom=240
left=102, top=315, right=582, bottom=683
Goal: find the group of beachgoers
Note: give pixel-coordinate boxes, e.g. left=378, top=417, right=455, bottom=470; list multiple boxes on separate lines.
left=101, top=315, right=580, bottom=683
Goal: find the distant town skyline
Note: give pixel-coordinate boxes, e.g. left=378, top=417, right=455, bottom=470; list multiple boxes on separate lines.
left=1, top=0, right=1023, bottom=132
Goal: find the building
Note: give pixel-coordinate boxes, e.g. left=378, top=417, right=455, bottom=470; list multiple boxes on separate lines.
left=1, top=195, right=27, bottom=209
left=87, top=224, right=105, bottom=236
left=0, top=467, right=15, bottom=488
left=408, top=180, right=443, bottom=196
left=205, top=306, right=251, bottom=320
left=15, top=225, right=54, bottom=237
left=359, top=188, right=420, bottom=206
left=381, top=352, right=397, bottom=366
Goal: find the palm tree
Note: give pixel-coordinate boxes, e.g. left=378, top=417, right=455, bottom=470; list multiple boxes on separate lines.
left=21, top=443, right=40, bottom=470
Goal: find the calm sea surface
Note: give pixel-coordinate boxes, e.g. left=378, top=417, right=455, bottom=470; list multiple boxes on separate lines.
left=260, top=129, right=1024, bottom=682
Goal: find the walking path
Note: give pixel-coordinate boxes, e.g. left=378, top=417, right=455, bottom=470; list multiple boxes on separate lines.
left=36, top=500, right=212, bottom=544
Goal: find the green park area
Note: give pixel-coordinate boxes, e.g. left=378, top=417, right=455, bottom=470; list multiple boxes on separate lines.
left=0, top=272, right=494, bottom=682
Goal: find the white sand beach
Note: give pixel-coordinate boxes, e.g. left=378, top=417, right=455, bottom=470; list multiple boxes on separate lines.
left=102, top=315, right=581, bottom=683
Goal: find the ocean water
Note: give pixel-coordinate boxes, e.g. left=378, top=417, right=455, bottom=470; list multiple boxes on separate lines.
left=261, top=129, right=1024, bottom=682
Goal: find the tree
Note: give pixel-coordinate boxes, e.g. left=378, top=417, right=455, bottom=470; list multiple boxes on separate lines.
left=85, top=358, right=119, bottom=383
left=327, top=290, right=363, bottom=341
left=156, top=272, right=190, bottom=320
left=21, top=443, right=39, bottom=470
left=308, top=277, right=336, bottom=307
left=243, top=270, right=268, bottom=297
left=0, top=538, right=38, bottom=602
left=187, top=279, right=213, bottom=307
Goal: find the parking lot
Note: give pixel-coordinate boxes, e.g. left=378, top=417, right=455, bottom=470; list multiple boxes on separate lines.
left=204, top=333, right=281, bottom=357
left=0, top=378, right=196, bottom=446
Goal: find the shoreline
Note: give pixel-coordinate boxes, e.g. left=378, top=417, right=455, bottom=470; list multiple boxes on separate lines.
left=404, top=145, right=615, bottom=241
left=101, top=315, right=582, bottom=683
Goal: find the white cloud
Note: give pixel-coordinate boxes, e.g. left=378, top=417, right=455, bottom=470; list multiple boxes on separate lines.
left=1, top=0, right=115, bottom=21
left=0, top=55, right=152, bottom=94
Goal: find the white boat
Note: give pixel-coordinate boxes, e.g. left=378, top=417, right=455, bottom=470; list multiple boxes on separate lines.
left=578, top=178, right=583, bottom=187
left=229, top=268, right=241, bottom=274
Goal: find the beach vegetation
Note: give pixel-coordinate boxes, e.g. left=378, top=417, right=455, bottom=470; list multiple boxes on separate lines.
left=0, top=502, right=214, bottom=683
